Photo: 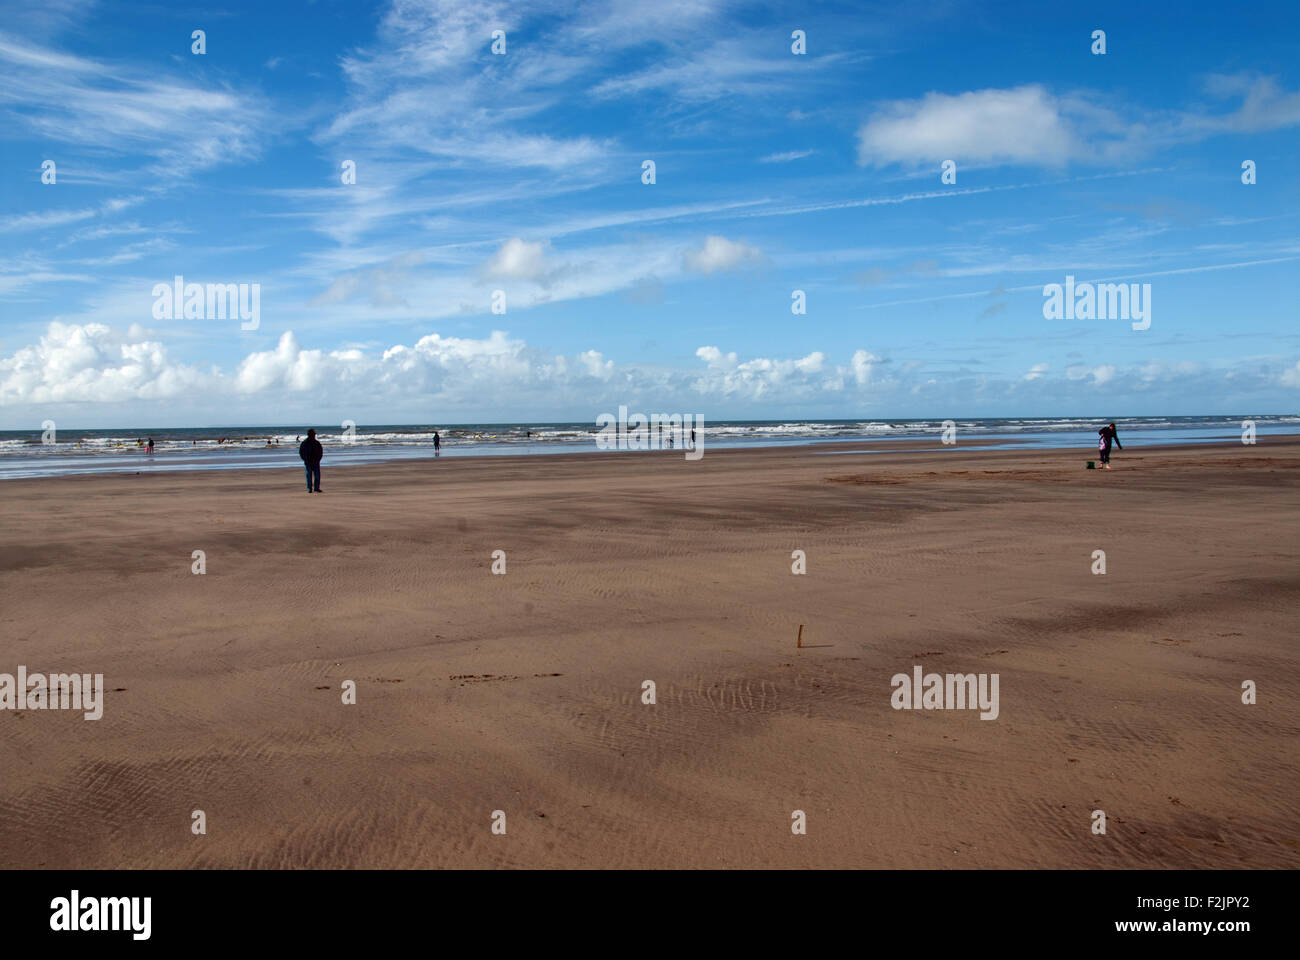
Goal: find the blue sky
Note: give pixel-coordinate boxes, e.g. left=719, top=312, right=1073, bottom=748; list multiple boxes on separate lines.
left=1, top=0, right=1297, bottom=428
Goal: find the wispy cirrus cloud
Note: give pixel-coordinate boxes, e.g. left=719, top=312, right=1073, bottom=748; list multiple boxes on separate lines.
left=759, top=149, right=815, bottom=163
left=321, top=0, right=612, bottom=171
left=591, top=35, right=846, bottom=103
left=0, top=33, right=273, bottom=180
left=0, top=195, right=144, bottom=234
left=305, top=231, right=767, bottom=317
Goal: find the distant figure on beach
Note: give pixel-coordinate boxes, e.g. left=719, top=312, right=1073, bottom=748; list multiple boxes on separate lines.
left=1097, top=422, right=1122, bottom=469
left=299, top=429, right=323, bottom=493
left=690, top=427, right=696, bottom=446
left=147, top=438, right=154, bottom=454
left=433, top=431, right=440, bottom=451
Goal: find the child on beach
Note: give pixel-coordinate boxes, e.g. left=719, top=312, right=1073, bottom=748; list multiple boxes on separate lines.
left=1097, top=423, right=1121, bottom=469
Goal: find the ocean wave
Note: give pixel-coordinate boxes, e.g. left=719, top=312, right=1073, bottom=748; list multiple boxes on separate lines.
left=3, top=415, right=1294, bottom=459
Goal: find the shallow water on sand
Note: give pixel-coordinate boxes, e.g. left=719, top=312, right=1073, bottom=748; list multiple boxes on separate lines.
left=1, top=417, right=1294, bottom=479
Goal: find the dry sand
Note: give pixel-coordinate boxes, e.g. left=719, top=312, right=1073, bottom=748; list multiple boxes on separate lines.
left=1, top=438, right=1297, bottom=868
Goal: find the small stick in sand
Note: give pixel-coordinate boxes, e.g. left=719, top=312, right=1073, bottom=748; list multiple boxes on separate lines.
left=797, top=624, right=803, bottom=648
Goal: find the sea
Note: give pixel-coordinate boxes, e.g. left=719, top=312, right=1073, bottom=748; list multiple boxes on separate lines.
left=0, top=415, right=1294, bottom=480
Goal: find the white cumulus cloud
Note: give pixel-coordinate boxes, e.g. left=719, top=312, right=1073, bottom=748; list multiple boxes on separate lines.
left=484, top=237, right=549, bottom=281
left=0, top=321, right=209, bottom=403
left=856, top=85, right=1075, bottom=168
left=683, top=235, right=764, bottom=274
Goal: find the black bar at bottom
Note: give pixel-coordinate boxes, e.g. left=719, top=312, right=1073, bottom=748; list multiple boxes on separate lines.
left=1, top=869, right=1282, bottom=946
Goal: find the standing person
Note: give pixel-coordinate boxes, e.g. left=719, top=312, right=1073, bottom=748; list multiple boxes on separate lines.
left=1097, top=422, right=1121, bottom=470
left=433, top=431, right=440, bottom=452
left=147, top=437, right=154, bottom=454
left=299, top=429, right=323, bottom=493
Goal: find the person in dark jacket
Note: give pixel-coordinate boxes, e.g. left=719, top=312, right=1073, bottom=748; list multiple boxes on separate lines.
left=1097, top=422, right=1121, bottom=469
left=299, top=428, right=323, bottom=492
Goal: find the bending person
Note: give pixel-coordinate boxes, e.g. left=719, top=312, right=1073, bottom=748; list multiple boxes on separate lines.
left=1097, top=422, right=1122, bottom=470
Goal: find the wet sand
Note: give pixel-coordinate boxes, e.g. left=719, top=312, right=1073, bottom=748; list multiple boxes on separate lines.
left=1, top=437, right=1297, bottom=868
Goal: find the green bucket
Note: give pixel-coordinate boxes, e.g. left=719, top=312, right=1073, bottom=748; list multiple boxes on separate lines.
left=1086, top=460, right=1096, bottom=469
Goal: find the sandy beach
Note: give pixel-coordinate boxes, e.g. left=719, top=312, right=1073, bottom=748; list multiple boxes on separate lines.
left=1, top=438, right=1297, bottom=869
